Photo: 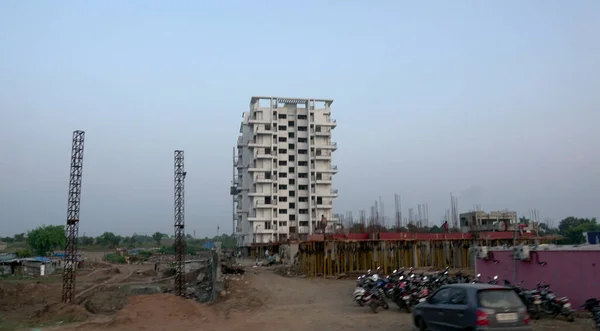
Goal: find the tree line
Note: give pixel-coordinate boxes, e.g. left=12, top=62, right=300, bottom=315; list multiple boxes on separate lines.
left=1, top=217, right=597, bottom=257
left=2, top=227, right=236, bottom=257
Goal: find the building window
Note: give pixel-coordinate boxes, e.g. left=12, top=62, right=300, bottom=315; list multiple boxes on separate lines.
left=279, top=172, right=287, bottom=178
left=299, top=197, right=308, bottom=202
left=289, top=203, right=295, bottom=209
left=289, top=214, right=296, bottom=221
left=278, top=209, right=287, bottom=214
left=288, top=155, right=295, bottom=161
left=298, top=149, right=307, bottom=154
left=288, top=167, right=295, bottom=174
left=298, top=126, right=307, bottom=131
left=288, top=121, right=295, bottom=127
left=278, top=125, right=286, bottom=131
left=289, top=191, right=296, bottom=197
left=298, top=173, right=308, bottom=178
left=288, top=178, right=295, bottom=185
left=288, top=143, right=295, bottom=150
left=278, top=114, right=287, bottom=119
left=299, top=209, right=309, bottom=214
left=278, top=137, right=287, bottom=142
left=298, top=185, right=308, bottom=190
left=279, top=196, right=288, bottom=202
left=279, top=149, right=287, bottom=154
left=298, top=115, right=307, bottom=120
left=288, top=132, right=295, bottom=138
left=278, top=160, right=287, bottom=166
left=298, top=138, right=307, bottom=143
left=278, top=184, right=287, bottom=190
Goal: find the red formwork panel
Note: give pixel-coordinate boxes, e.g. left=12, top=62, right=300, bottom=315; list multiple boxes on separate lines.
left=478, top=231, right=535, bottom=240
left=347, top=233, right=370, bottom=240
left=379, top=232, right=473, bottom=241
left=306, top=234, right=325, bottom=242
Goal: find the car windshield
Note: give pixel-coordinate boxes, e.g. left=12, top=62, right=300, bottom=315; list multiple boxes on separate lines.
left=477, top=289, right=523, bottom=309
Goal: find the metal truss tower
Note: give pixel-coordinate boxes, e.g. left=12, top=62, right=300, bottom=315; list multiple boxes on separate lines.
left=174, top=150, right=187, bottom=296
left=62, top=130, right=85, bottom=303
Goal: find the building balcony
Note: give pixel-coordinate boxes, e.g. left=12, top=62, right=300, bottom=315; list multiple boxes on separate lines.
left=321, top=119, right=337, bottom=128
left=254, top=226, right=277, bottom=234
left=317, top=189, right=339, bottom=197
left=312, top=152, right=332, bottom=160
left=317, top=165, right=338, bottom=173
left=248, top=166, right=270, bottom=173
left=255, top=127, right=273, bottom=135
left=316, top=201, right=333, bottom=209
left=298, top=226, right=310, bottom=234
left=248, top=140, right=271, bottom=148
left=255, top=174, right=274, bottom=183
left=248, top=117, right=270, bottom=124
left=237, top=136, right=243, bottom=147
left=314, top=129, right=331, bottom=136
left=248, top=212, right=269, bottom=221
left=256, top=150, right=275, bottom=158
left=315, top=141, right=337, bottom=150
left=248, top=189, right=272, bottom=197
left=312, top=176, right=332, bottom=184
left=255, top=200, right=276, bottom=208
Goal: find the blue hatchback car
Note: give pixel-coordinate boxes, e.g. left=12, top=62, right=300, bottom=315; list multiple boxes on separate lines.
left=412, top=283, right=533, bottom=331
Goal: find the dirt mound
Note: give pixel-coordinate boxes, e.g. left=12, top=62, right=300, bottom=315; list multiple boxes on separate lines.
left=214, top=275, right=265, bottom=317
left=31, top=302, right=88, bottom=324
left=104, top=267, right=121, bottom=275
left=0, top=282, right=57, bottom=308
left=85, top=290, right=128, bottom=313
left=109, top=294, right=219, bottom=329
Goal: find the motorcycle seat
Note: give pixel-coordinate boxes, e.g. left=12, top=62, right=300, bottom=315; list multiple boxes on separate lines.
left=558, top=297, right=569, bottom=303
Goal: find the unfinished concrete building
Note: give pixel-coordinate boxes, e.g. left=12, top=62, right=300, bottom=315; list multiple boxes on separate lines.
left=235, top=97, right=339, bottom=247
left=459, top=211, right=518, bottom=233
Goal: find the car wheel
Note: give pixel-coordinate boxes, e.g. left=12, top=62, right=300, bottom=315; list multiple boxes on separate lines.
left=418, top=317, right=428, bottom=331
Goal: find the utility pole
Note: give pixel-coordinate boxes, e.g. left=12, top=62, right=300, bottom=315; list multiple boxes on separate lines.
left=62, top=130, right=85, bottom=304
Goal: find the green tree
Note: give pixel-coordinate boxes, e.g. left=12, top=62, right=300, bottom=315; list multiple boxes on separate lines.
left=26, top=225, right=66, bottom=256
left=558, top=217, right=600, bottom=244
left=79, top=236, right=95, bottom=246
left=14, top=233, right=25, bottom=242
left=96, top=232, right=122, bottom=248
left=152, top=232, right=167, bottom=246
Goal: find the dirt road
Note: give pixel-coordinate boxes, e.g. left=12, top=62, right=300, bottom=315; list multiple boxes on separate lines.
left=47, top=267, right=596, bottom=331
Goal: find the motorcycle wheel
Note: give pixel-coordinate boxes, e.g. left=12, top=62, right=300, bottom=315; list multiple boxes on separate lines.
left=530, top=310, right=540, bottom=320
left=370, top=302, right=378, bottom=313
left=566, top=312, right=575, bottom=322
left=382, top=302, right=389, bottom=310
left=355, top=299, right=364, bottom=307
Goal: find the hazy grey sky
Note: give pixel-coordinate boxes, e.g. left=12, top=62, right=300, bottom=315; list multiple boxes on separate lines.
left=1, top=1, right=598, bottom=237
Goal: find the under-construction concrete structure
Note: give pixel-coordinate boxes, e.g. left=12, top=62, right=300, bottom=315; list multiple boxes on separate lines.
left=459, top=210, right=518, bottom=233
left=234, top=96, right=339, bottom=248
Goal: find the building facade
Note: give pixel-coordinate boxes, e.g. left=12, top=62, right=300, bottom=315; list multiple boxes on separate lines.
left=459, top=211, right=518, bottom=233
left=234, top=97, right=338, bottom=247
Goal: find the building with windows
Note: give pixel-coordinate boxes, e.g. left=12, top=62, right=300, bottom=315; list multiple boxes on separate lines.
left=233, top=97, right=338, bottom=247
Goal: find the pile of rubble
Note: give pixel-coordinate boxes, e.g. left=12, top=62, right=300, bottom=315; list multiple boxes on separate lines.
left=163, top=264, right=215, bottom=303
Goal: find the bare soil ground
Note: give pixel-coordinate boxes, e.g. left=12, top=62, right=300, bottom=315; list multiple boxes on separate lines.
left=25, top=266, right=596, bottom=331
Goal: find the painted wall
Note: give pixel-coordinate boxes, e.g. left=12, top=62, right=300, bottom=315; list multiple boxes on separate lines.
left=476, top=250, right=600, bottom=308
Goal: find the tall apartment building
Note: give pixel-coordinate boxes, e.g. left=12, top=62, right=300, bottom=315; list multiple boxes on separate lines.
left=233, top=96, right=338, bottom=247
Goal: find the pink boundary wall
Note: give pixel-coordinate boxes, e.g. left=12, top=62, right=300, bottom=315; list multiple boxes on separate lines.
left=475, top=249, right=600, bottom=309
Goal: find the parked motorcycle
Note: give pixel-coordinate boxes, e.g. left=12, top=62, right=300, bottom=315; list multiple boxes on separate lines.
left=537, top=282, right=575, bottom=322
left=580, top=298, right=600, bottom=330
left=504, top=279, right=542, bottom=320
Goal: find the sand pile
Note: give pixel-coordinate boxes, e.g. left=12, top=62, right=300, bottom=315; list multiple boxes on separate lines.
left=31, top=302, right=89, bottom=324
left=109, top=293, right=219, bottom=329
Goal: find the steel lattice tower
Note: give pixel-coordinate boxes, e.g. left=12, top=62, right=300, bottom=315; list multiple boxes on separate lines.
left=174, top=150, right=187, bottom=296
left=62, top=130, right=85, bottom=303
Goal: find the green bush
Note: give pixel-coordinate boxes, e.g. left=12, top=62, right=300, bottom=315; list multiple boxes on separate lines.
left=16, top=249, right=32, bottom=258
left=104, top=253, right=126, bottom=264
left=138, top=250, right=152, bottom=258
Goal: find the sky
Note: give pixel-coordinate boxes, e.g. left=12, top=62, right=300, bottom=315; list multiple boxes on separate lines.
left=0, top=0, right=598, bottom=237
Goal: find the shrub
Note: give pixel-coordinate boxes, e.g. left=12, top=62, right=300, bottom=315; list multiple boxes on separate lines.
left=104, top=253, right=126, bottom=264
